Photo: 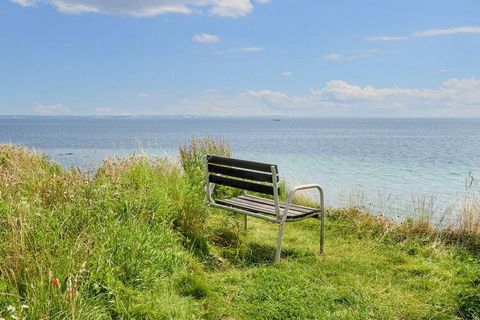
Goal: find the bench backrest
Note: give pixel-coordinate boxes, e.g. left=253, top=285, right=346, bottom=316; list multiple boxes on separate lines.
left=205, top=155, right=279, bottom=196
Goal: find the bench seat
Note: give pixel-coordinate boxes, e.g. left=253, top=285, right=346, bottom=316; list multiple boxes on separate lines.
left=216, top=194, right=320, bottom=221
left=205, top=154, right=324, bottom=262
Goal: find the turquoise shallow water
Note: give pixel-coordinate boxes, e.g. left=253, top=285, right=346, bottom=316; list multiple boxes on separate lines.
left=1, top=116, right=479, bottom=220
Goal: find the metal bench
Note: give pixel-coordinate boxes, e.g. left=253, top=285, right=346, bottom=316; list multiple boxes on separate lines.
left=204, top=155, right=325, bottom=262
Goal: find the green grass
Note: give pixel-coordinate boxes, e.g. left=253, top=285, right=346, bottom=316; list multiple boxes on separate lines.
left=0, top=141, right=479, bottom=319
left=205, top=213, right=480, bottom=319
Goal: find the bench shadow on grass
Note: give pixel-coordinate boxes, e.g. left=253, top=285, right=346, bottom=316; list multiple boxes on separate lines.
left=221, top=242, right=312, bottom=266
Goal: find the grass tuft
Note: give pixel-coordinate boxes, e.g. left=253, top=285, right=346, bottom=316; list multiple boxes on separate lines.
left=175, top=273, right=211, bottom=299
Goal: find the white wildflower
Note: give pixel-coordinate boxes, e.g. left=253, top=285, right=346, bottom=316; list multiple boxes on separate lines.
left=6, top=306, right=15, bottom=313
left=20, top=304, right=29, bottom=310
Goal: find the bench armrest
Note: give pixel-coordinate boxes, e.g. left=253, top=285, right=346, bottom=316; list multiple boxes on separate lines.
left=281, top=184, right=324, bottom=220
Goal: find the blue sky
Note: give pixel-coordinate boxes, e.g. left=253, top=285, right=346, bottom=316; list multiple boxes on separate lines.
left=1, top=0, right=480, bottom=117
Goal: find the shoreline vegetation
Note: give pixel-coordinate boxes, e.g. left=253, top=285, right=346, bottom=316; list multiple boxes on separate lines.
left=0, top=137, right=479, bottom=319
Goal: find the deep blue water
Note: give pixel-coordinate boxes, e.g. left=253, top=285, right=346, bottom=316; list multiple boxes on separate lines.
left=1, top=116, right=479, bottom=218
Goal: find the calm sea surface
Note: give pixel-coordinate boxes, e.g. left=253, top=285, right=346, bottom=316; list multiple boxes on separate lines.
left=1, top=117, right=479, bottom=219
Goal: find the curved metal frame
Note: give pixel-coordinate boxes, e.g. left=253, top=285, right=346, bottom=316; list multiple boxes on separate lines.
left=275, top=184, right=325, bottom=262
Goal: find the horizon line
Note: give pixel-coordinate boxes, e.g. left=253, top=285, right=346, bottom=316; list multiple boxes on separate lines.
left=1, top=114, right=480, bottom=120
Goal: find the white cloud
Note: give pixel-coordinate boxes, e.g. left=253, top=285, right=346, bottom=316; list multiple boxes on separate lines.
left=11, top=0, right=35, bottom=6
left=50, top=1, right=100, bottom=14
left=256, top=0, right=271, bottom=3
left=281, top=71, right=293, bottom=76
left=324, top=49, right=379, bottom=61
left=323, top=53, right=342, bottom=61
left=365, top=36, right=407, bottom=42
left=246, top=89, right=289, bottom=100
left=162, top=90, right=270, bottom=116
left=192, top=33, right=220, bottom=43
left=217, top=46, right=265, bottom=54
left=314, top=80, right=436, bottom=101
left=368, top=26, right=480, bottom=41
left=312, top=78, right=480, bottom=116
left=232, top=46, right=265, bottom=53
left=9, top=0, right=263, bottom=17
left=33, top=104, right=72, bottom=115
left=413, top=26, right=480, bottom=37
left=210, top=0, right=253, bottom=17
left=245, top=89, right=309, bottom=109
left=137, top=92, right=150, bottom=98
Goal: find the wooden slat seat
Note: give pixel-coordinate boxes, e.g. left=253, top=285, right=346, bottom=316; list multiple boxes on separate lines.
left=216, top=195, right=319, bottom=221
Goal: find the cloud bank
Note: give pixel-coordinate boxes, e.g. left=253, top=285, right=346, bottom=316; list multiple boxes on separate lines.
left=158, top=78, right=480, bottom=117
left=30, top=79, right=480, bottom=117
left=33, top=104, right=72, bottom=115
left=10, top=0, right=264, bottom=17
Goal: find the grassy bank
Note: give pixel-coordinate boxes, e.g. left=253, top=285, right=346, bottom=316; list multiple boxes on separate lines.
left=0, top=140, right=479, bottom=319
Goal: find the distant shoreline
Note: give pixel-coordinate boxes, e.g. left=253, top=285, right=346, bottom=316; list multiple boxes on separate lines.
left=1, top=114, right=480, bottom=120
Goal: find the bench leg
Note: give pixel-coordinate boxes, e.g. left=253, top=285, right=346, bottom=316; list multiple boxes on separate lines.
left=320, top=212, right=325, bottom=254
left=244, top=215, right=248, bottom=231
left=275, top=220, right=286, bottom=263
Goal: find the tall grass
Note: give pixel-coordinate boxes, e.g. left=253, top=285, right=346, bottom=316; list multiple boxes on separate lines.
left=0, top=140, right=226, bottom=319
left=179, top=135, right=231, bottom=180
left=0, top=140, right=479, bottom=319
left=339, top=175, right=480, bottom=253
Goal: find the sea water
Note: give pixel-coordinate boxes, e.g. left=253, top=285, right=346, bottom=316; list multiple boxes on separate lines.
left=1, top=116, right=479, bottom=221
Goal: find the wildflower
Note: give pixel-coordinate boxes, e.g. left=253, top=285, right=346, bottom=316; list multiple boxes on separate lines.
left=1, top=317, right=6, bottom=320
left=6, top=306, right=15, bottom=313
left=20, top=305, right=29, bottom=310
left=51, top=278, right=60, bottom=286
left=11, top=316, right=18, bottom=320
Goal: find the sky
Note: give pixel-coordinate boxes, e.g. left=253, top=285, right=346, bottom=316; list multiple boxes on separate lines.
left=1, top=0, right=480, bottom=117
